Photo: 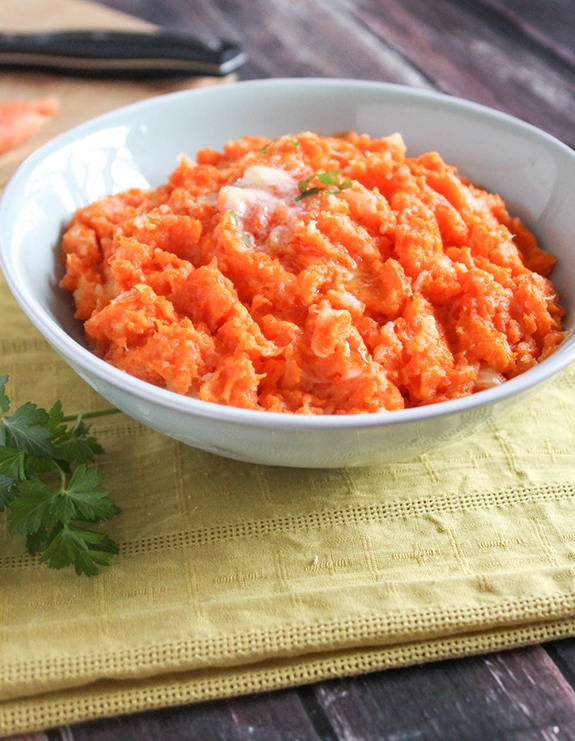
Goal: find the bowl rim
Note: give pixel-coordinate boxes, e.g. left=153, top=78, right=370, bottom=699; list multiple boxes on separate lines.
left=1, top=77, right=574, bottom=430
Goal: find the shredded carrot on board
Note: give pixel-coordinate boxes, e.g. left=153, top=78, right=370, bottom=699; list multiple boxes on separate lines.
left=60, top=132, right=566, bottom=414
left=0, top=96, right=58, bottom=155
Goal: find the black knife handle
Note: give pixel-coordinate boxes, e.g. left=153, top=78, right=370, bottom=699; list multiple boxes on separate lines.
left=0, top=30, right=246, bottom=77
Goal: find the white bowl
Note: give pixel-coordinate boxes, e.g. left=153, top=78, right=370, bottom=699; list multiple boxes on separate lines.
left=1, top=79, right=574, bottom=468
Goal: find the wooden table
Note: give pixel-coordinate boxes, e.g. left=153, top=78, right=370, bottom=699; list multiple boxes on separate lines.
left=7, top=1, right=575, bottom=739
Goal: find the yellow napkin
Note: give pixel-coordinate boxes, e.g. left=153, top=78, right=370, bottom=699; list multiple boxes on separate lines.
left=1, top=269, right=575, bottom=736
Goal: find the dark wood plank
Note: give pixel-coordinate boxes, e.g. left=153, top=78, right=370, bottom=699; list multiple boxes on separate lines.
left=95, top=0, right=434, bottom=86
left=344, top=0, right=575, bottom=144
left=471, top=0, right=575, bottom=69
left=505, top=725, right=575, bottom=741
left=59, top=689, right=324, bottom=741
left=312, top=647, right=575, bottom=741
left=94, top=0, right=575, bottom=144
left=225, top=691, right=326, bottom=741
left=546, top=639, right=575, bottom=690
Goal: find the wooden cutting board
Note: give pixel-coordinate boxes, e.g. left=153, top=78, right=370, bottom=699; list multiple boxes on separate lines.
left=0, top=0, right=232, bottom=187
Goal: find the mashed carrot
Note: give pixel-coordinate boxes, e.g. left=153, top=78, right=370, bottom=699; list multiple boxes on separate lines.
left=60, top=132, right=566, bottom=414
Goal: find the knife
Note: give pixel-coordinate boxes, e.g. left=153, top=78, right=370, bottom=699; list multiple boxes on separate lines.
left=0, top=30, right=246, bottom=77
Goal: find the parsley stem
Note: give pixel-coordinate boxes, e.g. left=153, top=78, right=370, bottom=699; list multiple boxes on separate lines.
left=56, top=462, right=66, bottom=490
left=62, top=408, right=121, bottom=423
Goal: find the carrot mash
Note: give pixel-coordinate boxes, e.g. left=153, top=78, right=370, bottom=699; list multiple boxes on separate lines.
left=60, top=132, right=566, bottom=414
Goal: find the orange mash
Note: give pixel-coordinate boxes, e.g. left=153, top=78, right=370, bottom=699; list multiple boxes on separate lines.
left=60, top=132, right=565, bottom=414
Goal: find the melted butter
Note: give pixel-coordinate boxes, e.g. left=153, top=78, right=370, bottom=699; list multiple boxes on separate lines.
left=218, top=185, right=275, bottom=217
left=238, top=165, right=296, bottom=195
left=219, top=165, right=298, bottom=220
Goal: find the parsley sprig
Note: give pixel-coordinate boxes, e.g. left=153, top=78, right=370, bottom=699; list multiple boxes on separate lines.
left=0, top=375, right=121, bottom=576
left=295, top=170, right=353, bottom=202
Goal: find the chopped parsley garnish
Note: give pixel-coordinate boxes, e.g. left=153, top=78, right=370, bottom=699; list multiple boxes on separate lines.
left=259, top=139, right=277, bottom=154
left=0, top=375, right=121, bottom=576
left=295, top=170, right=352, bottom=201
left=297, top=174, right=316, bottom=194
left=296, top=186, right=324, bottom=201
left=260, top=135, right=300, bottom=153
left=228, top=211, right=253, bottom=247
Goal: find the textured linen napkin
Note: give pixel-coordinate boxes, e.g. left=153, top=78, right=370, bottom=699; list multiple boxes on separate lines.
left=1, top=269, right=575, bottom=735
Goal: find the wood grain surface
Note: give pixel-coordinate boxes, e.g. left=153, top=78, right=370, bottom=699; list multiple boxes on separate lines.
left=96, top=0, right=575, bottom=143
left=0, top=0, right=233, bottom=187
left=2, top=0, right=575, bottom=739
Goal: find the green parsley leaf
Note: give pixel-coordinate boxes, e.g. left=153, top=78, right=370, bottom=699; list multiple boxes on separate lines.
left=8, top=477, right=56, bottom=534
left=53, top=416, right=103, bottom=466
left=8, top=464, right=119, bottom=535
left=26, top=526, right=48, bottom=556
left=297, top=174, right=316, bottom=194
left=0, top=446, right=25, bottom=480
left=63, top=464, right=119, bottom=522
left=0, top=375, right=120, bottom=575
left=289, top=135, right=300, bottom=148
left=229, top=210, right=239, bottom=225
left=295, top=187, right=324, bottom=202
left=1, top=402, right=54, bottom=459
left=48, top=400, right=66, bottom=439
left=0, top=473, right=17, bottom=511
left=295, top=170, right=353, bottom=202
left=40, top=524, right=118, bottom=576
left=0, top=375, right=9, bottom=414
left=317, top=169, right=342, bottom=186
left=143, top=211, right=160, bottom=223
left=24, top=456, right=58, bottom=478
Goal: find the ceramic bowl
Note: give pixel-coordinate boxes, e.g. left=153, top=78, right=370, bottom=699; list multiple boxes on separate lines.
left=1, top=79, right=574, bottom=467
